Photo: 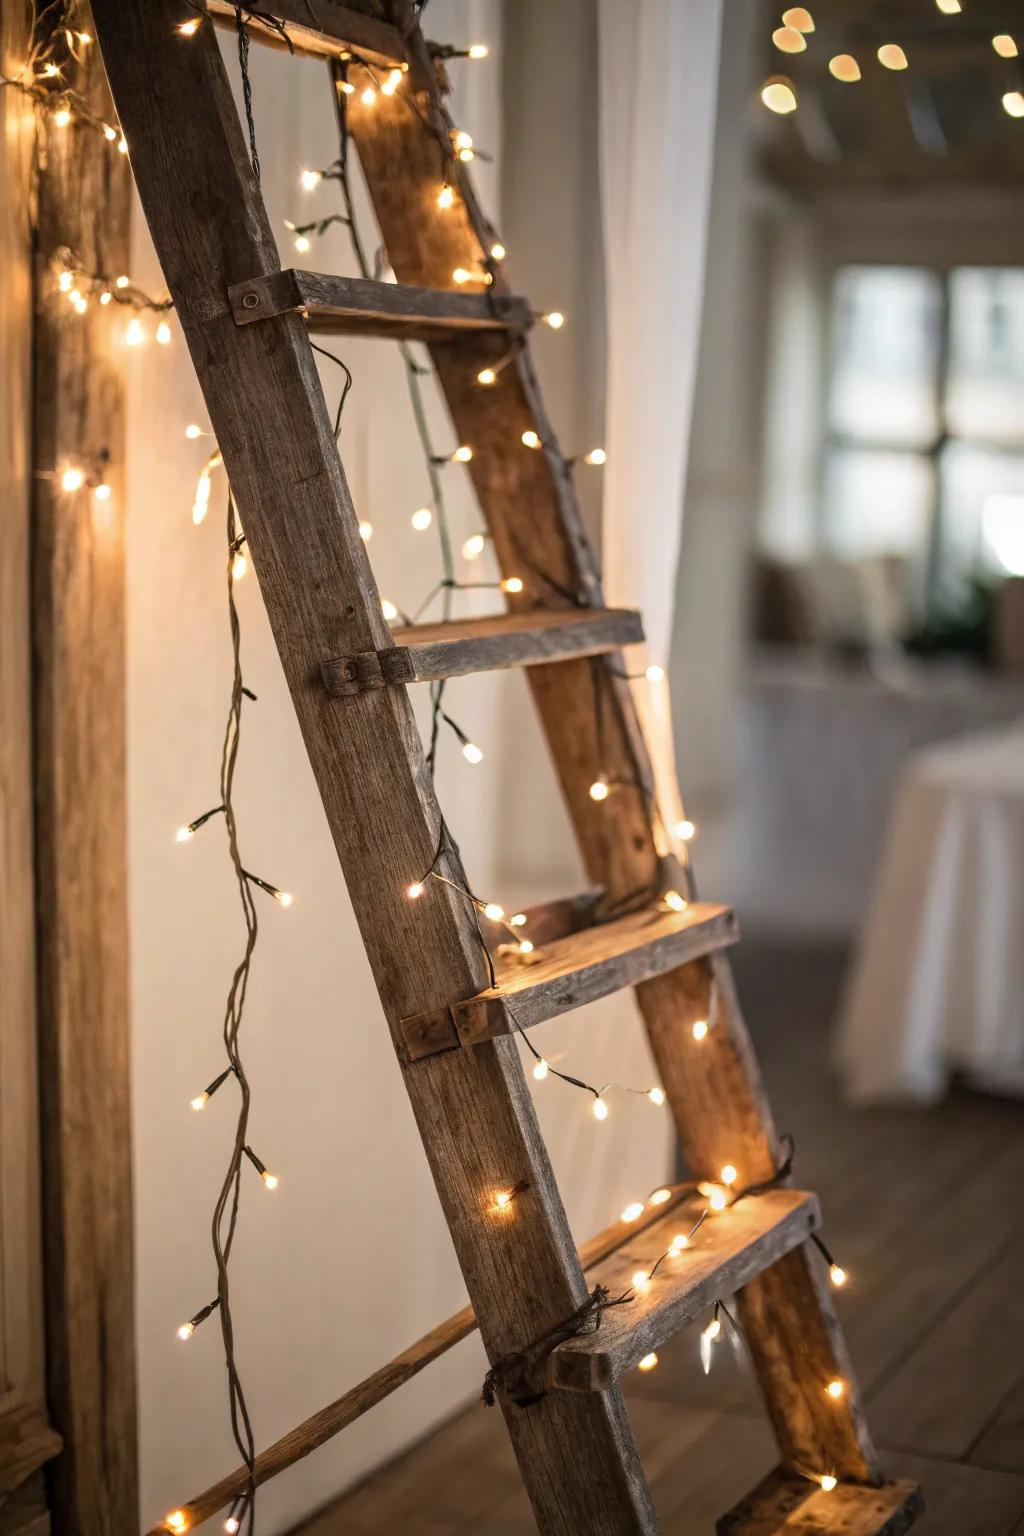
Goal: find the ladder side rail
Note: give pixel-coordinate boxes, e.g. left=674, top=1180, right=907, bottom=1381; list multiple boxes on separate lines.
left=90, top=7, right=657, bottom=1531
left=347, top=25, right=880, bottom=1485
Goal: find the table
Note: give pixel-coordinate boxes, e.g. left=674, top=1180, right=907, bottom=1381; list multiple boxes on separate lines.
left=837, top=723, right=1024, bottom=1103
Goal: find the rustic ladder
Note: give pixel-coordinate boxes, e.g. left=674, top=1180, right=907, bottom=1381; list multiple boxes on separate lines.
left=92, top=4, right=922, bottom=1533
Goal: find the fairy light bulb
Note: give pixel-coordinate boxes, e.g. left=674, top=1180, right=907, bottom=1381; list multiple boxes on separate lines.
left=358, top=521, right=373, bottom=541
left=176, top=1321, right=195, bottom=1341
left=125, top=316, right=145, bottom=346
left=703, top=1184, right=728, bottom=1211
left=648, top=1087, right=666, bottom=1106
left=501, top=576, right=524, bottom=594
left=454, top=129, right=473, bottom=151
left=621, top=1201, right=645, bottom=1223
left=532, top=1058, right=549, bottom=1081
left=294, top=234, right=311, bottom=254
left=117, top=137, right=128, bottom=153
left=115, top=274, right=129, bottom=289
left=692, top=1018, right=708, bottom=1041
left=935, top=0, right=960, bottom=12
left=165, top=1511, right=189, bottom=1533
left=382, top=598, right=398, bottom=621
left=53, top=106, right=72, bottom=127
left=583, top=448, right=606, bottom=465
left=638, top=1352, right=658, bottom=1372
left=99, top=289, right=112, bottom=304
left=829, top=54, right=861, bottom=82
left=494, top=1190, right=513, bottom=1211
left=703, top=1317, right=721, bottom=1341
left=190, top=1092, right=209, bottom=1112
left=453, top=445, right=473, bottom=462
left=156, top=321, right=172, bottom=345
left=361, top=86, right=377, bottom=105
left=510, top=912, right=527, bottom=927
left=453, top=268, right=471, bottom=284
left=993, top=35, right=1018, bottom=59
left=663, top=890, right=687, bottom=912
left=337, top=79, right=355, bottom=95
left=521, top=429, right=541, bottom=449
left=231, top=551, right=248, bottom=581
left=589, top=779, right=609, bottom=802
left=490, top=242, right=506, bottom=260
left=178, top=17, right=201, bottom=35
left=648, top=1187, right=671, bottom=1206
left=184, top=423, right=202, bottom=439
left=103, top=124, right=117, bottom=141
left=826, top=1379, right=845, bottom=1399
left=407, top=881, right=425, bottom=899
left=300, top=168, right=321, bottom=190
left=483, top=902, right=504, bottom=921
left=781, top=6, right=814, bottom=30
left=592, top=1096, right=608, bottom=1121
left=820, top=1475, right=837, bottom=1493
left=772, top=26, right=806, bottom=53
left=518, top=938, right=534, bottom=955
left=1002, top=91, right=1024, bottom=118
left=631, top=1270, right=651, bottom=1294
left=274, top=890, right=293, bottom=909
left=829, top=1264, right=847, bottom=1288
left=381, top=68, right=403, bottom=95
left=462, top=741, right=484, bottom=765
left=761, top=76, right=797, bottom=114
left=192, top=471, right=211, bottom=526
left=645, top=664, right=664, bottom=683
left=721, top=1164, right=737, bottom=1186
left=94, top=483, right=112, bottom=502
left=877, top=43, right=908, bottom=70
left=477, top=367, right=497, bottom=386
left=224, top=1497, right=248, bottom=1534
left=58, top=269, right=74, bottom=292
left=411, top=507, right=432, bottom=531
left=675, top=819, right=696, bottom=841
left=542, top=311, right=564, bottom=329
left=261, top=1170, right=278, bottom=1190
left=437, top=183, right=455, bottom=208
left=61, top=467, right=85, bottom=491
left=670, top=1233, right=688, bottom=1253
left=469, top=43, right=489, bottom=59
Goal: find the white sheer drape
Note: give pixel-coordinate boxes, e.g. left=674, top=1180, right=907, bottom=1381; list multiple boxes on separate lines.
left=597, top=0, right=723, bottom=834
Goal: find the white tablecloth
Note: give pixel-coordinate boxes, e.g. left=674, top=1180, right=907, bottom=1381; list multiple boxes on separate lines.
left=837, top=724, right=1024, bottom=1103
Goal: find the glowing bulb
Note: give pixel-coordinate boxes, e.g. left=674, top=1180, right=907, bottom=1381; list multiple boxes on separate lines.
left=381, top=68, right=402, bottom=95
left=300, top=168, right=321, bottom=190
left=192, top=472, right=211, bottom=526
left=521, top=429, right=541, bottom=448
left=463, top=533, right=486, bottom=559
left=494, top=1190, right=512, bottom=1211
left=772, top=26, right=806, bottom=53
left=337, top=79, right=355, bottom=95
left=58, top=270, right=74, bottom=291
left=490, top=242, right=506, bottom=260
left=583, top=448, right=606, bottom=465
left=638, top=1352, right=658, bottom=1371
left=361, top=86, right=377, bottom=106
left=125, top=316, right=145, bottom=346
left=274, top=890, right=293, bottom=908
left=781, top=7, right=814, bottom=30
left=649, top=1187, right=671, bottom=1205
left=166, top=1514, right=188, bottom=1534
left=224, top=1521, right=240, bottom=1535
left=761, top=77, right=797, bottom=114
left=669, top=1234, right=688, bottom=1253
left=178, top=18, right=201, bottom=35
left=592, top=1096, right=608, bottom=1121
left=53, top=107, right=72, bottom=127
left=675, top=819, right=696, bottom=842
left=993, top=35, right=1018, bottom=59
left=645, top=664, right=664, bottom=683
left=41, top=62, right=59, bottom=76
left=103, top=125, right=117, bottom=141
left=631, top=1270, right=651, bottom=1293
left=721, top=1165, right=737, bottom=1186
left=99, top=289, right=112, bottom=304
left=185, top=424, right=203, bottom=439
left=462, top=741, right=484, bottom=765
left=477, top=367, right=497, bottom=385
left=453, top=445, right=473, bottom=462
left=190, top=1093, right=209, bottom=1112
left=93, top=484, right=112, bottom=505
left=115, top=275, right=130, bottom=289
left=518, top=939, right=534, bottom=955
left=829, top=54, right=861, bottom=82
left=589, top=779, right=609, bottom=802
left=117, top=137, right=128, bottom=154
left=1003, top=91, right=1024, bottom=118
left=501, top=576, right=524, bottom=594
left=468, top=43, right=489, bottom=59
left=703, top=1317, right=721, bottom=1340
left=453, top=267, right=471, bottom=284
left=826, top=1379, right=845, bottom=1399
left=437, top=184, right=455, bottom=209
left=382, top=598, right=398, bottom=621
left=542, top=311, right=564, bottom=329
left=358, top=521, right=373, bottom=541
left=648, top=1087, right=666, bottom=1106
left=61, top=467, right=85, bottom=492
left=935, top=0, right=960, bottom=11
left=483, top=902, right=504, bottom=921
left=877, top=44, right=909, bottom=70
left=510, top=912, right=527, bottom=927
left=176, top=825, right=193, bottom=843
left=692, top=1018, right=708, bottom=1041
left=156, top=321, right=172, bottom=345
left=231, top=552, right=248, bottom=581
left=532, top=1058, right=549, bottom=1081
left=703, top=1184, right=728, bottom=1211
left=820, top=1475, right=837, bottom=1493
left=454, top=129, right=473, bottom=150
left=621, top=1202, right=645, bottom=1223
left=260, top=1170, right=279, bottom=1190
left=294, top=234, right=311, bottom=254
left=830, top=1264, right=847, bottom=1288
left=407, top=882, right=425, bottom=899
left=663, top=890, right=687, bottom=912
left=411, top=507, right=432, bottom=531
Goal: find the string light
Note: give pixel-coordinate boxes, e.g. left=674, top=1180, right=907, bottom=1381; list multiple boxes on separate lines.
left=532, top=1058, right=549, bottom=1081
left=483, top=901, right=504, bottom=921
left=177, top=17, right=201, bottom=35
left=589, top=778, right=610, bottom=801
left=407, top=881, right=425, bottom=899
left=125, top=316, right=145, bottom=346
left=360, top=86, right=377, bottom=107
left=190, top=1065, right=234, bottom=1112
left=521, top=429, right=541, bottom=449
left=300, top=168, right=321, bottom=190
left=761, top=76, right=797, bottom=114
left=468, top=43, right=489, bottom=59
left=829, top=54, right=862, bottom=83
left=592, top=1096, right=609, bottom=1121
left=477, top=367, right=497, bottom=386
left=935, top=0, right=960, bottom=12
left=692, top=1018, right=709, bottom=1041
left=462, top=741, right=484, bottom=765
left=462, top=533, right=486, bottom=558
left=772, top=26, right=806, bottom=54
left=165, top=1511, right=188, bottom=1533
left=663, top=889, right=687, bottom=913
left=94, top=482, right=111, bottom=502
left=675, top=818, right=696, bottom=841
left=224, top=1496, right=249, bottom=1534
left=638, top=1352, right=658, bottom=1372
left=156, top=320, right=172, bottom=345
left=175, top=804, right=225, bottom=842
left=411, top=507, right=432, bottom=531
left=380, top=68, right=403, bottom=96
left=540, top=310, right=564, bottom=329
left=647, top=1087, right=666, bottom=1106
left=452, top=445, right=473, bottom=462
left=452, top=266, right=492, bottom=285
left=501, top=576, right=524, bottom=593
left=648, top=1186, right=671, bottom=1205
left=877, top=43, right=909, bottom=70
left=1003, top=91, right=1024, bottom=118
left=826, top=1379, right=845, bottom=1399
left=61, top=466, right=85, bottom=491
left=820, top=1476, right=838, bottom=1493
left=437, top=183, right=455, bottom=208
left=631, top=1269, right=651, bottom=1294
left=243, top=870, right=293, bottom=907
left=993, top=35, right=1018, bottom=59
left=781, top=6, right=814, bottom=30
left=358, top=520, right=373, bottom=541
left=621, top=1201, right=645, bottom=1222
left=831, top=1264, right=847, bottom=1287
left=721, top=1164, right=737, bottom=1186
left=582, top=447, right=606, bottom=466
left=243, top=1146, right=279, bottom=1190
left=176, top=1298, right=219, bottom=1342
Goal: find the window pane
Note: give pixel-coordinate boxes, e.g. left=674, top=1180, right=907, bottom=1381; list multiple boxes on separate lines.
left=823, top=447, right=934, bottom=560
left=938, top=442, right=1024, bottom=588
left=828, top=267, right=943, bottom=448
left=946, top=268, right=1024, bottom=445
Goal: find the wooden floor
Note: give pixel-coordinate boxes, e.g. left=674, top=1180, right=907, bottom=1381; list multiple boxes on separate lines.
left=297, top=940, right=1024, bottom=1535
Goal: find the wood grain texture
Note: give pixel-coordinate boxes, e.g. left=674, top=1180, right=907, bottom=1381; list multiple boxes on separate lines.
left=400, top=900, right=738, bottom=1059
left=206, top=0, right=405, bottom=66
left=29, top=6, right=138, bottom=1532
left=345, top=33, right=887, bottom=1493
left=229, top=268, right=531, bottom=337
left=92, top=5, right=655, bottom=1532
left=321, top=607, right=644, bottom=694
left=716, top=1466, right=923, bottom=1535
left=0, top=1472, right=51, bottom=1536
left=551, top=1190, right=819, bottom=1392
left=0, top=1407, right=61, bottom=1501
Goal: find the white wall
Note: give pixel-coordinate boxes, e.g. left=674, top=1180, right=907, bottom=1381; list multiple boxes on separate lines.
left=127, top=6, right=668, bottom=1531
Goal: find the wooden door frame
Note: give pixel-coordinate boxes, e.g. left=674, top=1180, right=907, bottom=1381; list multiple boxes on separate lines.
left=1, top=1, right=139, bottom=1531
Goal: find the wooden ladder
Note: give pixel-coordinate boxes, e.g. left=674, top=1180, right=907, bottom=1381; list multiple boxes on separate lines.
left=92, top=4, right=922, bottom=1533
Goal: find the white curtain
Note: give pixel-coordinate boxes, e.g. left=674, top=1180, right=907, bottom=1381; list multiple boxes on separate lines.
left=597, top=0, right=723, bottom=838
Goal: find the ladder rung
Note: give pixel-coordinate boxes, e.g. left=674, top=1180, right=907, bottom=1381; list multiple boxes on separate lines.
left=401, top=901, right=737, bottom=1059
left=229, top=270, right=531, bottom=340
left=550, top=1189, right=819, bottom=1391
left=716, top=1466, right=923, bottom=1535
left=206, top=0, right=405, bottom=67
left=321, top=608, right=644, bottom=694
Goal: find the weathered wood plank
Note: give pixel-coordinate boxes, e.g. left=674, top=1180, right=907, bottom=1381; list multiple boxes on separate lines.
left=0, top=1406, right=61, bottom=1501
left=206, top=0, right=405, bottom=67
left=229, top=269, right=531, bottom=338
left=346, top=39, right=885, bottom=1490
left=321, top=608, right=644, bottom=694
left=551, top=1191, right=819, bottom=1392
left=92, top=6, right=656, bottom=1533
left=29, top=6, right=138, bottom=1532
left=716, top=1466, right=923, bottom=1535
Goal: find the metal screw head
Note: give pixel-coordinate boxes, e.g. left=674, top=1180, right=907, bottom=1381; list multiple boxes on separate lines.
left=341, top=663, right=356, bottom=681
left=241, top=291, right=261, bottom=310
